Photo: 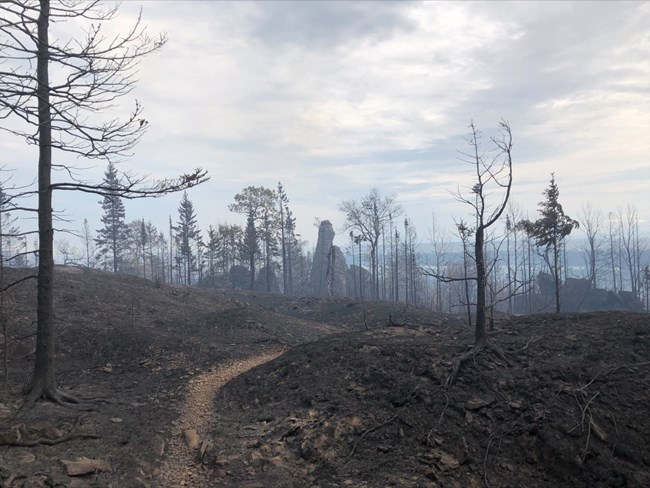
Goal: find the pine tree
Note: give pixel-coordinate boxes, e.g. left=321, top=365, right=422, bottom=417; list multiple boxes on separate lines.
left=229, top=186, right=277, bottom=290
left=96, top=162, right=129, bottom=273
left=242, top=210, right=259, bottom=290
left=285, top=207, right=296, bottom=295
left=278, top=182, right=289, bottom=294
left=175, top=191, right=199, bottom=285
left=519, top=174, right=579, bottom=313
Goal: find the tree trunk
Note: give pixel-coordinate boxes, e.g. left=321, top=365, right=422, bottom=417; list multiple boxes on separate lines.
left=462, top=239, right=471, bottom=328
left=370, top=243, right=377, bottom=300
left=553, top=239, right=561, bottom=313
left=112, top=230, right=118, bottom=273
left=280, top=206, right=287, bottom=294
left=27, top=0, right=56, bottom=400
left=249, top=252, right=255, bottom=290
left=474, top=227, right=487, bottom=345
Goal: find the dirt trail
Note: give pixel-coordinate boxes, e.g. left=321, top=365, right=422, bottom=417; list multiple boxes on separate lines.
left=155, top=350, right=283, bottom=487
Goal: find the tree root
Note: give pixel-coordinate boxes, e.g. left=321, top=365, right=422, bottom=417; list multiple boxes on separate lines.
left=446, top=340, right=512, bottom=386
left=1, top=418, right=99, bottom=447
left=3, top=430, right=99, bottom=447
left=21, top=383, right=82, bottom=412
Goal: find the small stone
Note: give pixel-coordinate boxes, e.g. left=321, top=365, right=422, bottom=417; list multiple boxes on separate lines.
left=152, top=435, right=165, bottom=457
left=199, top=440, right=213, bottom=461
left=31, top=420, right=64, bottom=439
left=19, top=451, right=36, bottom=464
left=433, top=448, right=460, bottom=469
left=183, top=429, right=200, bottom=450
left=61, top=457, right=112, bottom=476
left=465, top=395, right=495, bottom=410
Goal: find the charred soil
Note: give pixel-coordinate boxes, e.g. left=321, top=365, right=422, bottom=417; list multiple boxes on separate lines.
left=0, top=267, right=648, bottom=487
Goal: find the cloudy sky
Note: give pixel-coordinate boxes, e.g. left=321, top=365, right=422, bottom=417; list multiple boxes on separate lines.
left=2, top=1, right=649, bottom=250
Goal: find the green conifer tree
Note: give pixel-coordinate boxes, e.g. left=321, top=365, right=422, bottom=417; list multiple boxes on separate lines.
left=95, top=162, right=129, bottom=273
left=519, top=174, right=579, bottom=313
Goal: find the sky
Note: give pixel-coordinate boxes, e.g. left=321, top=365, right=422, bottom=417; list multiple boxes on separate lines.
left=1, top=0, right=649, bottom=253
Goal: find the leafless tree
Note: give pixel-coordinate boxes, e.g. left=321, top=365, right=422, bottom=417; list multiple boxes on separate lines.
left=618, top=205, right=643, bottom=297
left=0, top=0, right=207, bottom=406
left=578, top=204, right=605, bottom=290
left=427, top=213, right=450, bottom=313
left=423, top=120, right=513, bottom=383
left=607, top=211, right=619, bottom=293
left=339, top=188, right=401, bottom=301
left=454, top=121, right=513, bottom=344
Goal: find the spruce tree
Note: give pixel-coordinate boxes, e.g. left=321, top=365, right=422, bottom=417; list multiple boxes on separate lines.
left=96, top=162, right=129, bottom=273
left=519, top=174, right=579, bottom=313
left=176, top=191, right=199, bottom=285
left=242, top=210, right=259, bottom=290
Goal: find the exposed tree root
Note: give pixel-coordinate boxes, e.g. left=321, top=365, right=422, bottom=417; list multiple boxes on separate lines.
left=21, top=383, right=82, bottom=412
left=446, top=340, right=512, bottom=386
left=1, top=417, right=99, bottom=447
left=2, top=430, right=99, bottom=447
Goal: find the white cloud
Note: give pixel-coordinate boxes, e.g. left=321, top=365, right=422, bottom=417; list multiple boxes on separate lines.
left=0, top=0, right=648, bottom=249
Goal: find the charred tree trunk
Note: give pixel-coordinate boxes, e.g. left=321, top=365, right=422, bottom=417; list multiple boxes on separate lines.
left=26, top=0, right=59, bottom=404
left=553, top=239, right=561, bottom=313
left=474, top=226, right=487, bottom=346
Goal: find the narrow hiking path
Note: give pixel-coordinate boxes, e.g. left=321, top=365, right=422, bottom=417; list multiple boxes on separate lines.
left=155, top=350, right=284, bottom=487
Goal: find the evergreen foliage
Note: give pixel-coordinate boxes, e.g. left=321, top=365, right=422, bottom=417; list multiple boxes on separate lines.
left=175, top=191, right=200, bottom=285
left=229, top=186, right=278, bottom=290
left=96, top=162, right=129, bottom=273
left=518, top=173, right=579, bottom=312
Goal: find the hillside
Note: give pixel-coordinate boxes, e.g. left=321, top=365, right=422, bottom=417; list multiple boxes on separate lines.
left=0, top=267, right=648, bottom=487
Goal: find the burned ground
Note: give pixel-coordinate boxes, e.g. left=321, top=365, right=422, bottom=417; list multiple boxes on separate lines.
left=0, top=267, right=648, bottom=487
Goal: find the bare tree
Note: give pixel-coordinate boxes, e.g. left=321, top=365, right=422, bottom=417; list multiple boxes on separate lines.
left=427, top=213, right=450, bottom=312
left=455, top=219, right=474, bottom=327
left=422, top=120, right=513, bottom=383
left=81, top=219, right=96, bottom=268
left=578, top=203, right=604, bottom=289
left=618, top=205, right=642, bottom=297
left=607, top=211, right=618, bottom=293
left=454, top=120, right=513, bottom=346
left=339, top=188, right=400, bottom=300
left=0, top=1, right=207, bottom=406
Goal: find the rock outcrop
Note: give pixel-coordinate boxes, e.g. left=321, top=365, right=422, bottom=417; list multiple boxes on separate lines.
left=310, top=221, right=349, bottom=297
left=329, top=245, right=348, bottom=296
left=311, top=221, right=336, bottom=297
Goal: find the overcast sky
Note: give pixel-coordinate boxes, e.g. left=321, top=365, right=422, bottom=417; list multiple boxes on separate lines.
left=2, top=1, right=649, bottom=251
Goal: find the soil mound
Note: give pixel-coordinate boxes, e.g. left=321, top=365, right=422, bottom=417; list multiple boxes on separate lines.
left=209, top=313, right=650, bottom=487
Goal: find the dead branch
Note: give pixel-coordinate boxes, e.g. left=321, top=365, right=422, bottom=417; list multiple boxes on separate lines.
left=427, top=392, right=449, bottom=446
left=519, top=336, right=541, bottom=351
left=346, top=414, right=398, bottom=462
left=575, top=361, right=650, bottom=392
left=2, top=275, right=37, bottom=292
left=483, top=433, right=494, bottom=488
